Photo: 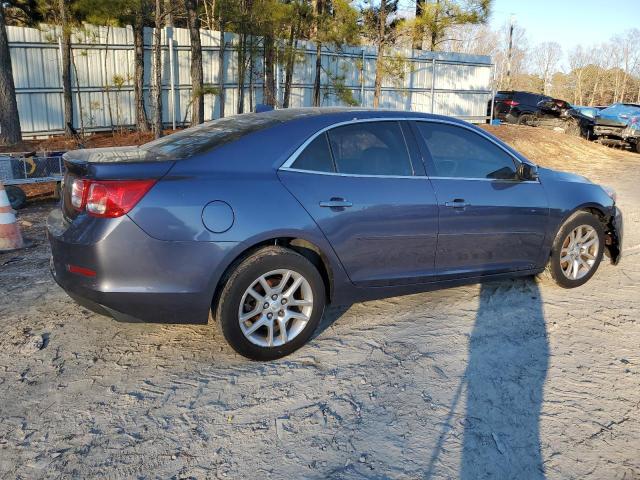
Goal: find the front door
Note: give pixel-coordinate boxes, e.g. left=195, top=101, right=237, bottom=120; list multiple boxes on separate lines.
left=411, top=121, right=549, bottom=278
left=279, top=120, right=439, bottom=287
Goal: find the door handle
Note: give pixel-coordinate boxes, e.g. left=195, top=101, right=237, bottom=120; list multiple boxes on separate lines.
left=444, top=199, right=470, bottom=208
left=319, top=198, right=353, bottom=208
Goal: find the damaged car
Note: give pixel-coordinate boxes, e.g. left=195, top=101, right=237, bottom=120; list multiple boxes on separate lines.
left=490, top=91, right=591, bottom=137
left=47, top=108, right=623, bottom=360
left=592, top=103, right=640, bottom=153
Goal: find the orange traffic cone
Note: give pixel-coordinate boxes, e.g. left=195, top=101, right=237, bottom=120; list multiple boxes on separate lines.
left=0, top=181, right=27, bottom=252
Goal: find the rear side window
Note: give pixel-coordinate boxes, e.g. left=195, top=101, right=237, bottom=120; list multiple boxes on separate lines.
left=327, top=122, right=413, bottom=176
left=291, top=133, right=335, bottom=172
left=415, top=122, right=517, bottom=180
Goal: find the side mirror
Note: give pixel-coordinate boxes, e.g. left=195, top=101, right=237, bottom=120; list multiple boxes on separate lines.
left=517, top=163, right=538, bottom=181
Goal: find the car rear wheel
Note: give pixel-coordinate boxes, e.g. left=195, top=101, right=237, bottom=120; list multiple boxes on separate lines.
left=545, top=211, right=604, bottom=288
left=215, top=246, right=325, bottom=360
left=517, top=114, right=535, bottom=126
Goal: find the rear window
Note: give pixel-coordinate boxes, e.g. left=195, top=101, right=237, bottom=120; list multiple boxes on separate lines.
left=140, top=114, right=280, bottom=159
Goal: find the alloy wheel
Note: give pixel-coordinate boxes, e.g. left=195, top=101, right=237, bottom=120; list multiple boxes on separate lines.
left=238, top=269, right=314, bottom=347
left=560, top=224, right=599, bottom=280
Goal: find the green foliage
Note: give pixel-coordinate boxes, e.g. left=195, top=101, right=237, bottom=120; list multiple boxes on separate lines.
left=378, top=52, right=411, bottom=94
left=112, top=74, right=127, bottom=89
left=411, top=0, right=492, bottom=51
left=324, top=62, right=358, bottom=106
left=193, top=84, right=220, bottom=99
left=318, top=0, right=360, bottom=47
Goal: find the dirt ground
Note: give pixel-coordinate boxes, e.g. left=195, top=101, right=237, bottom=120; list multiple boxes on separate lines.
left=1, top=125, right=639, bottom=479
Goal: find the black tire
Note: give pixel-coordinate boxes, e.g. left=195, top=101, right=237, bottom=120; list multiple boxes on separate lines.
left=546, top=211, right=605, bottom=288
left=517, top=114, right=535, bottom=126
left=215, top=246, right=326, bottom=361
left=634, top=141, right=640, bottom=154
left=6, top=186, right=27, bottom=209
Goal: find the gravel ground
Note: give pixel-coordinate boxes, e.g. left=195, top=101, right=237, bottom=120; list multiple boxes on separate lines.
left=1, top=127, right=639, bottom=479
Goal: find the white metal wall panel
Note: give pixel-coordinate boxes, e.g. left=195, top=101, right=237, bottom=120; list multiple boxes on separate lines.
left=6, top=24, right=492, bottom=135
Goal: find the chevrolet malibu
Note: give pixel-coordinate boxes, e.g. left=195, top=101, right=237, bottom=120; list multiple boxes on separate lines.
left=48, top=108, right=623, bottom=360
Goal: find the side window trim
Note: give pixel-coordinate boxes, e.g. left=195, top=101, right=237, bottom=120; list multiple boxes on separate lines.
left=410, top=119, right=539, bottom=183
left=400, top=121, right=426, bottom=177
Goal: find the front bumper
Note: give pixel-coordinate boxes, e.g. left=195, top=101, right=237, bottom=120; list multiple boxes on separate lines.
left=47, top=209, right=238, bottom=324
left=605, top=206, right=623, bottom=265
left=594, top=125, right=625, bottom=138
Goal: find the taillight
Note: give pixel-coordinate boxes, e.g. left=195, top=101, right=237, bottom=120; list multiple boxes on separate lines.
left=71, top=178, right=89, bottom=210
left=70, top=179, right=156, bottom=218
left=503, top=100, right=520, bottom=107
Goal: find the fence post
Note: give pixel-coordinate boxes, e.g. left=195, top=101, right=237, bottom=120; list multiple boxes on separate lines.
left=430, top=57, right=436, bottom=114
left=168, top=29, right=176, bottom=129
left=490, top=63, right=497, bottom=123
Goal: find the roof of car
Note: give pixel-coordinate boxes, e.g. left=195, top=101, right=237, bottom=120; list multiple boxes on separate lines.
left=139, top=108, right=470, bottom=161
left=251, top=107, right=463, bottom=125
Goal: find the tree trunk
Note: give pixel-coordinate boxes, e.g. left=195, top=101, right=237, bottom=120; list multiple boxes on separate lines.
left=217, top=25, right=225, bottom=118
left=134, top=4, right=150, bottom=132
left=429, top=0, right=440, bottom=51
left=152, top=0, right=163, bottom=138
left=313, top=42, right=321, bottom=106
left=373, top=0, right=387, bottom=108
left=311, top=0, right=323, bottom=106
left=412, top=0, right=424, bottom=50
left=283, top=21, right=297, bottom=109
left=263, top=34, right=276, bottom=107
left=0, top=7, right=22, bottom=145
left=103, top=25, right=114, bottom=133
left=373, top=46, right=384, bottom=108
left=186, top=0, right=204, bottom=124
left=237, top=33, right=246, bottom=113
left=59, top=0, right=74, bottom=136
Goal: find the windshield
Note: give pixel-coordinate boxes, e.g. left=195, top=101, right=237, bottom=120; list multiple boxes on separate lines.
left=140, top=113, right=281, bottom=159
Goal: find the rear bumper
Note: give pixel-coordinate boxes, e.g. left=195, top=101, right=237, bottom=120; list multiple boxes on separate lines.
left=47, top=209, right=238, bottom=324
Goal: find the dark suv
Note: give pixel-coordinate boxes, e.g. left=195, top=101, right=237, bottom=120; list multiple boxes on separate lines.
left=490, top=91, right=552, bottom=124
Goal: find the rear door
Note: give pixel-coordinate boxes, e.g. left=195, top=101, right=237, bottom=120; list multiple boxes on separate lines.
left=411, top=120, right=549, bottom=278
left=278, top=120, right=439, bottom=287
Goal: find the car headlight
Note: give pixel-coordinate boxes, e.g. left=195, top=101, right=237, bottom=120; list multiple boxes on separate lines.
left=602, top=185, right=617, bottom=203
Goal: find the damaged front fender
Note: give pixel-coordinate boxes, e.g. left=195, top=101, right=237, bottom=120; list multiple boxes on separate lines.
left=604, top=207, right=623, bottom=265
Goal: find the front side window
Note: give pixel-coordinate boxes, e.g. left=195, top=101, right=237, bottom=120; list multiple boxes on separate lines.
left=415, top=122, right=518, bottom=180
left=327, top=122, right=413, bottom=176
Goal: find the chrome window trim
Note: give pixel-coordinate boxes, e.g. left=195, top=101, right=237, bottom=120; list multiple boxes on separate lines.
left=278, top=116, right=540, bottom=183
left=428, top=176, right=539, bottom=183
left=282, top=167, right=424, bottom=180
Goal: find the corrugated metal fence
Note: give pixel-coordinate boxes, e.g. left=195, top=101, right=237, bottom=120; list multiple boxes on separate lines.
left=6, top=24, right=494, bottom=136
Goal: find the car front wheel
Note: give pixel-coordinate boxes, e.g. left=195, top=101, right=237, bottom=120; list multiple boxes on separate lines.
left=546, top=211, right=605, bottom=288
left=215, top=246, right=326, bottom=360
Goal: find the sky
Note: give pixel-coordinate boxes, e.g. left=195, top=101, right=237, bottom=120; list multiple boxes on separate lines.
left=489, top=0, right=639, bottom=51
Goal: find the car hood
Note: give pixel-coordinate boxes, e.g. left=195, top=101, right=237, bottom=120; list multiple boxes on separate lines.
left=537, top=166, right=592, bottom=184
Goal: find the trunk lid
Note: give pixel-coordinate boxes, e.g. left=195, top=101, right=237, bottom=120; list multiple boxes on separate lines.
left=61, top=147, right=175, bottom=221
